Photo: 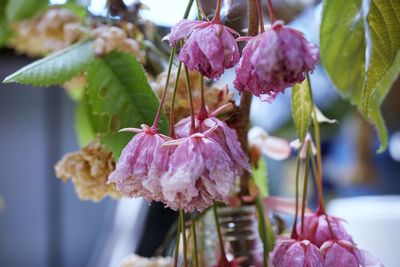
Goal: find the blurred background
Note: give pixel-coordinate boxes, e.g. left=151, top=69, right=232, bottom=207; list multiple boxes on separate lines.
left=1, top=0, right=400, bottom=267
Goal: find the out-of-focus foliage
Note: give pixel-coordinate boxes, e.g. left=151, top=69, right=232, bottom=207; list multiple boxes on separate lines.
left=321, top=0, right=400, bottom=152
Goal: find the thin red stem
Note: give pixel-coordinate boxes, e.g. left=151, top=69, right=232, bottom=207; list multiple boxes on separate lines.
left=300, top=145, right=310, bottom=236
left=266, top=0, right=276, bottom=23
left=183, top=64, right=196, bottom=134
left=198, top=74, right=208, bottom=120
left=256, top=0, right=265, bottom=33
left=290, top=156, right=301, bottom=239
left=212, top=0, right=223, bottom=23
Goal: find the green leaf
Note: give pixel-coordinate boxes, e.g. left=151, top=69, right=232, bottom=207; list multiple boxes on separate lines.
left=321, top=0, right=400, bottom=152
left=292, top=78, right=313, bottom=141
left=253, top=157, right=269, bottom=197
left=87, top=51, right=168, bottom=159
left=0, top=0, right=11, bottom=46
left=75, top=95, right=96, bottom=147
left=256, top=196, right=275, bottom=265
left=6, top=0, right=47, bottom=21
left=3, top=40, right=95, bottom=87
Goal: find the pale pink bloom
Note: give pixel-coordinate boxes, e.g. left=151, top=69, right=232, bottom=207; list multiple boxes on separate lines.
left=161, top=130, right=237, bottom=212
left=164, top=19, right=240, bottom=79
left=297, top=212, right=352, bottom=247
left=108, top=124, right=172, bottom=202
left=234, top=21, right=319, bottom=102
left=321, top=240, right=384, bottom=267
left=270, top=238, right=323, bottom=267
left=248, top=126, right=291, bottom=160
left=175, top=111, right=250, bottom=175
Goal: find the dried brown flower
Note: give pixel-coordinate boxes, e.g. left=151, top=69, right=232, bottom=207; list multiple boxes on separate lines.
left=55, top=138, right=121, bottom=202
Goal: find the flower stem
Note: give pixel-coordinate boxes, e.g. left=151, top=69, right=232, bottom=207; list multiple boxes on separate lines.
left=256, top=0, right=265, bottom=33
left=152, top=47, right=176, bottom=129
left=183, top=64, right=196, bottom=134
left=212, top=0, right=223, bottom=23
left=179, top=209, right=188, bottom=267
left=173, top=217, right=181, bottom=267
left=198, top=74, right=208, bottom=120
left=169, top=62, right=183, bottom=138
left=213, top=203, right=226, bottom=256
left=290, top=156, right=301, bottom=239
left=266, top=0, right=276, bottom=23
left=191, top=217, right=199, bottom=267
left=183, top=0, right=195, bottom=19
left=300, top=145, right=310, bottom=235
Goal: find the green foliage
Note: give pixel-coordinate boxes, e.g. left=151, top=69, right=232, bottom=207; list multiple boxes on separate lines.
left=256, top=196, right=275, bottom=265
left=253, top=157, right=269, bottom=197
left=6, top=0, right=47, bottom=21
left=87, top=51, right=168, bottom=159
left=292, top=77, right=313, bottom=141
left=75, top=95, right=96, bottom=147
left=3, top=40, right=95, bottom=87
left=0, top=0, right=11, bottom=46
left=321, top=0, right=400, bottom=152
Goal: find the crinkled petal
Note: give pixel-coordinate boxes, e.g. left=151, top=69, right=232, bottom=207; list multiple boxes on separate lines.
left=164, top=19, right=203, bottom=46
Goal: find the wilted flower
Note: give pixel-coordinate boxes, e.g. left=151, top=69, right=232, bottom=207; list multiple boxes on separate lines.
left=234, top=21, right=319, bottom=102
left=297, top=212, right=353, bottom=247
left=120, top=254, right=173, bottom=267
left=108, top=124, right=172, bottom=202
left=164, top=19, right=240, bottom=79
left=92, top=25, right=146, bottom=62
left=161, top=129, right=237, bottom=212
left=175, top=109, right=250, bottom=175
left=270, top=238, right=323, bottom=267
left=55, top=138, right=120, bottom=202
left=320, top=239, right=383, bottom=267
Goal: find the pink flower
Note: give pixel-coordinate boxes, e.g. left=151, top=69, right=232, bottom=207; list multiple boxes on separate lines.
left=234, top=21, right=319, bottom=102
left=270, top=238, right=324, bottom=267
left=108, top=124, right=172, bottom=202
left=164, top=19, right=240, bottom=79
left=161, top=130, right=237, bottom=212
left=321, top=240, right=384, bottom=267
left=175, top=111, right=250, bottom=175
left=297, top=212, right=353, bottom=247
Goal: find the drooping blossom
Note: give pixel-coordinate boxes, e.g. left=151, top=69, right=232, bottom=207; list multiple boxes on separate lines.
left=270, top=238, right=324, bottom=267
left=320, top=239, right=383, bottom=267
left=164, top=19, right=240, bottom=79
left=175, top=107, right=250, bottom=175
left=234, top=20, right=319, bottom=102
left=161, top=129, right=237, bottom=212
left=108, top=124, right=172, bottom=202
left=297, top=211, right=353, bottom=247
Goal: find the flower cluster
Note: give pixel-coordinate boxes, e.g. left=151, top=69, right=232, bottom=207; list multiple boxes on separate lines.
left=109, top=111, right=249, bottom=212
left=270, top=211, right=383, bottom=267
left=55, top=138, right=121, bottom=202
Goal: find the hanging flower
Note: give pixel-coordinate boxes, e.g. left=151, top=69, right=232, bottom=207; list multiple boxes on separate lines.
left=270, top=238, right=324, bottom=267
left=297, top=212, right=353, bottom=247
left=108, top=124, right=172, bottom=202
left=234, top=20, right=319, bottom=102
left=161, top=129, right=237, bottom=212
left=320, top=240, right=383, bottom=267
left=175, top=106, right=250, bottom=175
left=164, top=19, right=240, bottom=79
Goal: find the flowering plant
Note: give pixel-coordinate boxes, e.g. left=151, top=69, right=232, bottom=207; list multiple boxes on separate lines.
left=2, top=0, right=399, bottom=266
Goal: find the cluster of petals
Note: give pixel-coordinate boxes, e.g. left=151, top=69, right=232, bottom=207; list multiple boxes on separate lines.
left=108, top=124, right=172, bottom=202
left=175, top=107, right=250, bottom=174
left=161, top=128, right=237, bottom=212
left=297, top=211, right=353, bottom=247
left=271, top=238, right=323, bottom=267
left=234, top=20, right=320, bottom=102
left=164, top=19, right=240, bottom=79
